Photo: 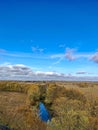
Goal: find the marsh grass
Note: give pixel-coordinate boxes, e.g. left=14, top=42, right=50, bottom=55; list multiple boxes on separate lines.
left=0, top=81, right=98, bottom=130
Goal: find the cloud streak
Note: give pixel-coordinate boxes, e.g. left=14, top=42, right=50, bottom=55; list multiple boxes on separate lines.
left=51, top=48, right=98, bottom=64
left=0, top=49, right=49, bottom=59
left=90, top=52, right=98, bottom=63
left=76, top=71, right=88, bottom=75
left=32, top=46, right=45, bottom=53
left=1, top=48, right=98, bottom=66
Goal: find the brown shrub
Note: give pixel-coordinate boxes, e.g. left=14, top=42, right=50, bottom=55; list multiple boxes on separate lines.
left=88, top=117, right=98, bottom=130
left=64, top=88, right=87, bottom=103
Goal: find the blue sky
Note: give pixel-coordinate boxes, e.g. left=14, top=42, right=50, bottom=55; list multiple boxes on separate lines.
left=0, top=0, right=98, bottom=80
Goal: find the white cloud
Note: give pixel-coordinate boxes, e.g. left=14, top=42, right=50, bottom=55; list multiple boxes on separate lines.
left=51, top=48, right=76, bottom=64
left=51, top=48, right=98, bottom=64
left=76, top=71, right=88, bottom=75
left=65, top=48, right=76, bottom=61
left=32, top=46, right=44, bottom=53
left=0, top=63, right=98, bottom=81
left=90, top=52, right=98, bottom=63
left=0, top=64, right=66, bottom=81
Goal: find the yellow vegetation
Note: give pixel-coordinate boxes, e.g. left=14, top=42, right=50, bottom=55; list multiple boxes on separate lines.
left=0, top=81, right=98, bottom=130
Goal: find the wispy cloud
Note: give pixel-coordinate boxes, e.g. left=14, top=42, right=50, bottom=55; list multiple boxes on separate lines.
left=53, top=57, right=64, bottom=65
left=0, top=49, right=7, bottom=53
left=32, top=46, right=45, bottom=53
left=1, top=47, right=98, bottom=66
left=65, top=48, right=91, bottom=61
left=90, top=52, right=98, bottom=63
left=76, top=71, right=88, bottom=75
left=51, top=48, right=76, bottom=61
left=76, top=71, right=96, bottom=76
left=0, top=48, right=49, bottom=59
left=59, top=44, right=66, bottom=48
left=51, top=47, right=98, bottom=64
left=50, top=54, right=65, bottom=64
left=65, top=48, right=76, bottom=61
left=51, top=48, right=76, bottom=64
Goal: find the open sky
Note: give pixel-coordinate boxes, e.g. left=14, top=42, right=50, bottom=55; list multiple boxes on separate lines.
left=0, top=0, right=98, bottom=81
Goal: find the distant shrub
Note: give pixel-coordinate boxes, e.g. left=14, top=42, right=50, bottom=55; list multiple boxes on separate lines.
left=64, top=88, right=87, bottom=103
left=45, top=83, right=65, bottom=104
left=27, top=84, right=40, bottom=106
left=38, top=84, right=47, bottom=102
left=45, top=83, right=57, bottom=105
left=0, top=81, right=30, bottom=93
left=78, top=82, right=94, bottom=88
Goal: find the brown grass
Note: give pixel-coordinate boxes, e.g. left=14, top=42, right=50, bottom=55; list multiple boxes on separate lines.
left=0, top=92, right=27, bottom=125
left=0, top=81, right=98, bottom=130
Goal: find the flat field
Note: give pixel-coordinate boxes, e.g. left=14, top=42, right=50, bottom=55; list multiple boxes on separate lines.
left=0, top=81, right=98, bottom=130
